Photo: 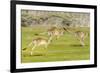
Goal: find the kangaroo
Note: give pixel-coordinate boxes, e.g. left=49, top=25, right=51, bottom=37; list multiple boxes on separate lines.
left=63, top=27, right=88, bottom=46
left=23, top=36, right=52, bottom=55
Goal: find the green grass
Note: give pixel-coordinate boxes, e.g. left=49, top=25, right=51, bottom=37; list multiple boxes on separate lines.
left=21, top=26, right=90, bottom=63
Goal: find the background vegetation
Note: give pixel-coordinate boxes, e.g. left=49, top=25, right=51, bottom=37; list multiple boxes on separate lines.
left=21, top=10, right=90, bottom=27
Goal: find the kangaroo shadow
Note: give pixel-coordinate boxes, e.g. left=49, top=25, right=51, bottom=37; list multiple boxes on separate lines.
left=32, top=54, right=44, bottom=56
left=69, top=44, right=88, bottom=47
left=23, top=53, right=44, bottom=57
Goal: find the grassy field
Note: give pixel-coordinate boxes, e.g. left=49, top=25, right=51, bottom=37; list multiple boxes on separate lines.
left=21, top=26, right=90, bottom=63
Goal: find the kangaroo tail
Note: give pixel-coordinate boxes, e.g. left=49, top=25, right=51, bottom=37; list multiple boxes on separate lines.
left=22, top=41, right=33, bottom=51
left=34, top=32, right=47, bottom=36
left=22, top=47, right=27, bottom=50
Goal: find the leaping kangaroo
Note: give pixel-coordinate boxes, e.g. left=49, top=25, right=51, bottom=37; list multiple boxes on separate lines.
left=23, top=36, right=52, bottom=55
left=63, top=27, right=88, bottom=46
